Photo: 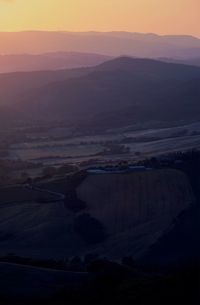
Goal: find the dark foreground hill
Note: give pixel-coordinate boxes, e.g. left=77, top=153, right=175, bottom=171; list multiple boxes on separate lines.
left=0, top=151, right=199, bottom=304
left=0, top=166, right=198, bottom=304
left=0, top=168, right=194, bottom=259
left=1, top=57, right=200, bottom=130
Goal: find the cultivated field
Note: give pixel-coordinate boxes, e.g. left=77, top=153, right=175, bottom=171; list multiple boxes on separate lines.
left=0, top=169, right=194, bottom=259
left=77, top=169, right=194, bottom=257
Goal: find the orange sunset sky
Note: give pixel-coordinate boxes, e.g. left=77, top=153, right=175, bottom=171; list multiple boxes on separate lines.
left=0, top=0, right=199, bottom=37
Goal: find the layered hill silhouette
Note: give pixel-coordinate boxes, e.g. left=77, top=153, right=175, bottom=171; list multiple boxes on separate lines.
left=0, top=31, right=200, bottom=58
left=159, top=57, right=200, bottom=67
left=1, top=31, right=200, bottom=74
left=0, top=57, right=199, bottom=129
left=0, top=52, right=111, bottom=73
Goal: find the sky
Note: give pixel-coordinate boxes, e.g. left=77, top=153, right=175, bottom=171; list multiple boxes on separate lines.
left=0, top=0, right=199, bottom=37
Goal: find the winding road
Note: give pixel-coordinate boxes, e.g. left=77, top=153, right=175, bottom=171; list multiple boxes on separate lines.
left=25, top=184, right=66, bottom=202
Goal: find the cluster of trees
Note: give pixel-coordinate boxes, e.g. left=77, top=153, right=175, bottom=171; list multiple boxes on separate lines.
left=42, top=164, right=79, bottom=178
left=65, top=170, right=88, bottom=212
left=101, top=144, right=130, bottom=156
left=19, top=163, right=80, bottom=184
left=65, top=191, right=86, bottom=212
left=0, top=169, right=10, bottom=185
left=139, top=149, right=200, bottom=193
left=0, top=253, right=136, bottom=273
left=1, top=253, right=198, bottom=305
left=73, top=213, right=107, bottom=244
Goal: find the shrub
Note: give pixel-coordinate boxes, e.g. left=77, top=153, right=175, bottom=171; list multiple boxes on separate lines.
left=65, top=190, right=86, bottom=212
left=74, top=213, right=107, bottom=244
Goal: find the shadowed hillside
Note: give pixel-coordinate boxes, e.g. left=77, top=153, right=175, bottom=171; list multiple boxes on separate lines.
left=0, top=66, right=92, bottom=107
left=1, top=57, right=200, bottom=129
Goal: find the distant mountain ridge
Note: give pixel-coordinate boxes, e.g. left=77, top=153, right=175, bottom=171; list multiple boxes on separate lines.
left=0, top=31, right=200, bottom=58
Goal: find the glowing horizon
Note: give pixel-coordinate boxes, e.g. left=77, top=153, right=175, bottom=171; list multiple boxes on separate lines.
left=0, top=0, right=199, bottom=38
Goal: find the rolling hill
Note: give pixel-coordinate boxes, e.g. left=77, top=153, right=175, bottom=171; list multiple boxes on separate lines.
left=0, top=65, right=92, bottom=107
left=1, top=57, right=200, bottom=130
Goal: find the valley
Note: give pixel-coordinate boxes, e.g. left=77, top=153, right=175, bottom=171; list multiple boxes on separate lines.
left=1, top=120, right=200, bottom=185
left=0, top=44, right=199, bottom=304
